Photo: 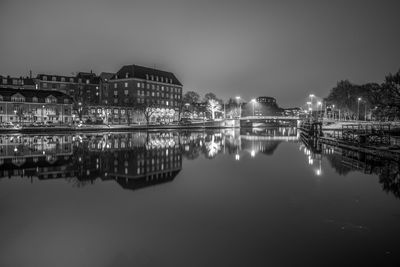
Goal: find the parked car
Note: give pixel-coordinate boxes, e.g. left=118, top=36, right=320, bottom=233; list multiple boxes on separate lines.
left=3, top=122, right=15, bottom=128
left=45, top=121, right=55, bottom=127
left=179, top=118, right=192, bottom=125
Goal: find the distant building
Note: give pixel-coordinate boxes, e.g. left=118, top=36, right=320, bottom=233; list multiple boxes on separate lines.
left=0, top=76, right=36, bottom=90
left=242, top=96, right=284, bottom=116
left=100, top=64, right=183, bottom=124
left=283, top=107, right=301, bottom=117
left=36, top=72, right=100, bottom=106
left=0, top=88, right=73, bottom=124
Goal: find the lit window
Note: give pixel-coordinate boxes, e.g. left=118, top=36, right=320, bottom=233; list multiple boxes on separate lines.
left=114, top=83, right=117, bottom=89
left=86, top=80, right=89, bottom=84
left=114, top=90, right=118, bottom=96
left=125, top=82, right=128, bottom=88
left=124, top=90, right=128, bottom=95
left=137, top=82, right=140, bottom=87
left=125, top=73, right=129, bottom=78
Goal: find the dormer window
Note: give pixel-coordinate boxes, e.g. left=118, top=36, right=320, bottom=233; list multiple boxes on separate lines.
left=32, top=97, right=38, bottom=103
left=52, top=76, right=56, bottom=81
left=2, top=78, right=6, bottom=84
left=45, top=95, right=57, bottom=103
left=151, top=75, right=154, bottom=80
left=61, top=77, right=65, bottom=82
left=146, top=74, right=149, bottom=80
left=156, top=76, right=159, bottom=82
left=43, top=76, right=47, bottom=81
left=12, top=79, right=18, bottom=85
left=64, top=98, right=69, bottom=104
left=11, top=93, right=25, bottom=102
left=69, top=78, right=74, bottom=82
left=125, top=73, right=129, bottom=78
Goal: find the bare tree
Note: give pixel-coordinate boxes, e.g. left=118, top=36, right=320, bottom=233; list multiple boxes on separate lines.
left=207, top=99, right=222, bottom=120
left=135, top=101, right=157, bottom=126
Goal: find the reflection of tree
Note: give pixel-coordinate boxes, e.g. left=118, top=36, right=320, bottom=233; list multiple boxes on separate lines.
left=379, top=161, right=400, bottom=199
left=324, top=153, right=353, bottom=176
left=319, top=144, right=400, bottom=199
left=204, top=134, right=221, bottom=158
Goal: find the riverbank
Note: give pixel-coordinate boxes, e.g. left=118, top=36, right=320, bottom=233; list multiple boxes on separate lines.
left=0, top=120, right=241, bottom=133
left=321, top=120, right=400, bottom=131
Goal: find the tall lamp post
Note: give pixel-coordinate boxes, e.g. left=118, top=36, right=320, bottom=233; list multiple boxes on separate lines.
left=364, top=102, right=367, bottom=121
left=357, top=97, right=362, bottom=121
left=251, top=99, right=256, bottom=116
left=235, top=96, right=241, bottom=118
left=317, top=101, right=322, bottom=120
left=184, top=103, right=190, bottom=118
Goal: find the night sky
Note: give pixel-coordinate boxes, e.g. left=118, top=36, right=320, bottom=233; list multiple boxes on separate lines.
left=1, top=0, right=399, bottom=107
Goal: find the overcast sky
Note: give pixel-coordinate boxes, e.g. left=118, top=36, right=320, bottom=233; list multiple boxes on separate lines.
left=1, top=0, right=399, bottom=107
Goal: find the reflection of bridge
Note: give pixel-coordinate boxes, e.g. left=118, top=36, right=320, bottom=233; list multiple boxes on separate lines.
left=240, top=135, right=298, bottom=141
left=240, top=116, right=300, bottom=121
left=240, top=116, right=300, bottom=127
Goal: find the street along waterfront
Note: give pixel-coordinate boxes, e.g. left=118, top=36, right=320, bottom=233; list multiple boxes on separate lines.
left=0, top=128, right=399, bottom=266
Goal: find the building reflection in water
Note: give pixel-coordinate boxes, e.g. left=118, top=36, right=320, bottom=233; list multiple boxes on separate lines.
left=0, top=127, right=299, bottom=190
left=300, top=138, right=400, bottom=199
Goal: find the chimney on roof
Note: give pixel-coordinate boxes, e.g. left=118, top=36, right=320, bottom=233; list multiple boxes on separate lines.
left=29, top=70, right=32, bottom=79
left=90, top=70, right=93, bottom=74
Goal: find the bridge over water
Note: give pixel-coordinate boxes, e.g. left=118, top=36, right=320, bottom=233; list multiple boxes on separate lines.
left=239, top=116, right=300, bottom=127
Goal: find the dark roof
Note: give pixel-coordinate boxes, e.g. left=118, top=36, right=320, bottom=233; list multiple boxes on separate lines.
left=99, top=72, right=115, bottom=81
left=76, top=72, right=97, bottom=79
left=36, top=73, right=100, bottom=84
left=112, top=64, right=182, bottom=86
left=36, top=74, right=76, bottom=82
left=115, top=169, right=180, bottom=191
left=0, top=76, right=36, bottom=86
left=0, top=88, right=73, bottom=101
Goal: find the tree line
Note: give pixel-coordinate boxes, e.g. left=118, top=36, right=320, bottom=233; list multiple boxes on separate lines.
left=325, top=68, right=400, bottom=120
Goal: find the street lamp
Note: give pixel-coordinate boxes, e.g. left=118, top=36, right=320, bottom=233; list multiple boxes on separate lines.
left=251, top=99, right=256, bottom=116
left=309, top=94, right=315, bottom=107
left=357, top=97, right=362, bottom=121
left=236, top=96, right=241, bottom=118
left=317, top=101, right=322, bottom=120
left=42, top=105, right=45, bottom=123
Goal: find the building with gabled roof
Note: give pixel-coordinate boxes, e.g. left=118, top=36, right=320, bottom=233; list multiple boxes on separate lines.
left=0, top=88, right=73, bottom=125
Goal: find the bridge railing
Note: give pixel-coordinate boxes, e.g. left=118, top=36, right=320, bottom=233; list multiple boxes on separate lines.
left=240, top=116, right=300, bottom=120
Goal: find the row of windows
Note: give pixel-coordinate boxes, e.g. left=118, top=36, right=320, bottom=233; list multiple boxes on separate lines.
left=119, top=72, right=174, bottom=84
left=1, top=79, right=24, bottom=85
left=118, top=89, right=181, bottom=99
left=41, top=76, right=92, bottom=84
left=115, top=82, right=181, bottom=93
left=42, top=82, right=99, bottom=89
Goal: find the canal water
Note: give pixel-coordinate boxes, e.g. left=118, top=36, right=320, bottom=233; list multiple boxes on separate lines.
left=0, top=128, right=399, bottom=267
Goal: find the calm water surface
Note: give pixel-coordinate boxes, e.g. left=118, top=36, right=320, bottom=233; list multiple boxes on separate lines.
left=0, top=128, right=399, bottom=267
